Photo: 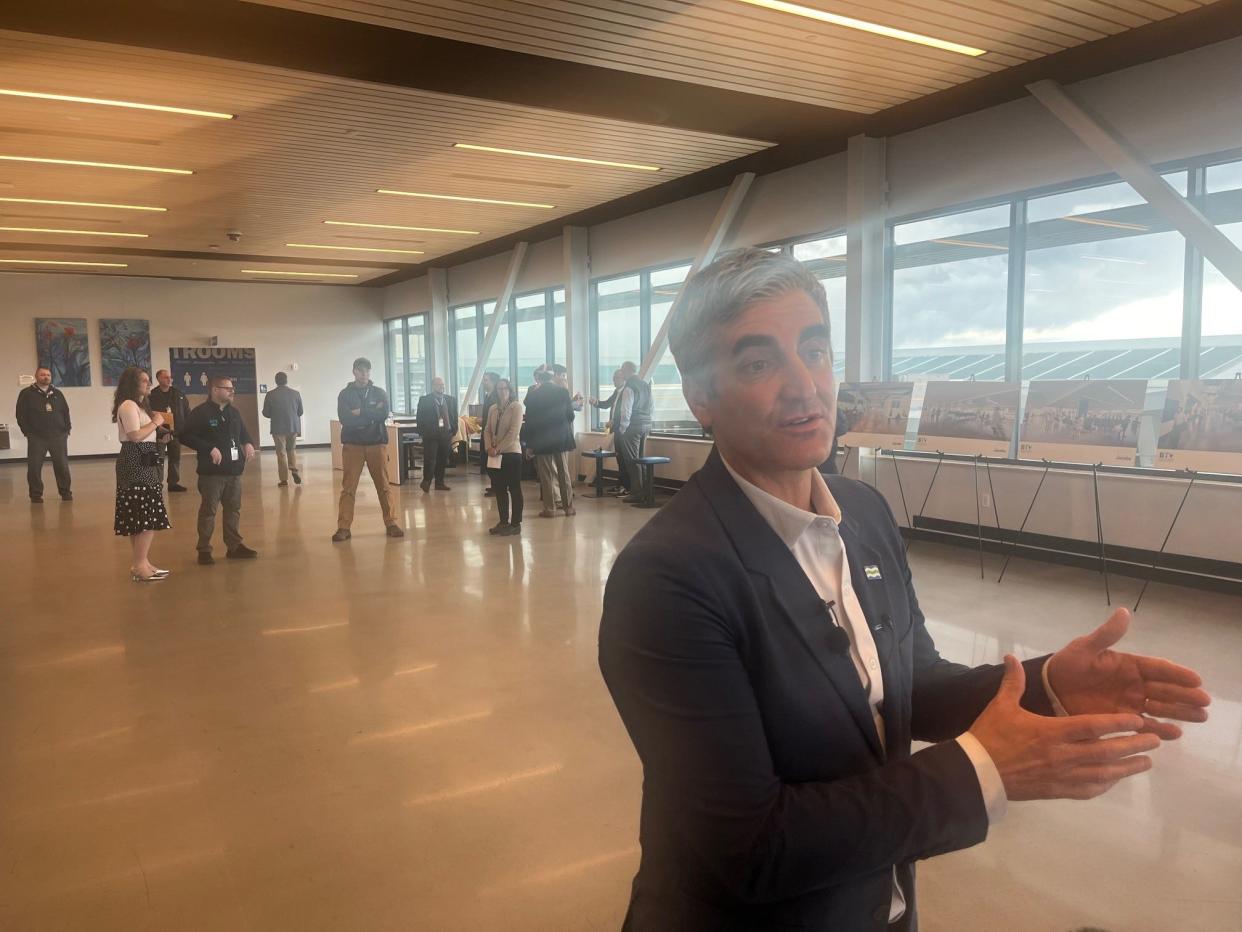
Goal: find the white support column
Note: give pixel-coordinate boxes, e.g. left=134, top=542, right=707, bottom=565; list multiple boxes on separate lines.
left=563, top=225, right=591, bottom=433
left=1029, top=79, right=1242, bottom=293
left=464, top=242, right=528, bottom=406
left=428, top=267, right=450, bottom=384
left=638, top=172, right=755, bottom=380
left=845, top=134, right=886, bottom=382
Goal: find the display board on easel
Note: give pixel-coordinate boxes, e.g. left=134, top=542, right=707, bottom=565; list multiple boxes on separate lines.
left=917, top=381, right=1019, bottom=457
left=836, top=382, right=912, bottom=450
left=1018, top=379, right=1147, bottom=466
left=1156, top=379, right=1242, bottom=474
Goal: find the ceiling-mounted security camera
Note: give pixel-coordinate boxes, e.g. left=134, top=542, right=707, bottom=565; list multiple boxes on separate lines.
left=226, top=230, right=243, bottom=243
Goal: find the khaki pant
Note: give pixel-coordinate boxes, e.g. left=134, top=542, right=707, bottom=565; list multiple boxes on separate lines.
left=535, top=451, right=573, bottom=512
left=338, top=443, right=396, bottom=529
left=272, top=434, right=299, bottom=482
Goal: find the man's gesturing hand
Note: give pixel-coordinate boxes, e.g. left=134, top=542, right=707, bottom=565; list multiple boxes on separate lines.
left=970, top=655, right=1160, bottom=802
left=1047, top=607, right=1210, bottom=740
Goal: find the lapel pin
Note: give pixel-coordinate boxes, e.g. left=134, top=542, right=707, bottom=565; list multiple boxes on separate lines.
left=864, top=565, right=882, bottom=580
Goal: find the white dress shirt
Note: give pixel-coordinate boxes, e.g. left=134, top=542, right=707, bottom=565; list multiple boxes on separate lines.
left=721, top=458, right=1009, bottom=924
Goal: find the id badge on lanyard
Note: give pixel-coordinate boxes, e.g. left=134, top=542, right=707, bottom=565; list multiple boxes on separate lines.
left=230, top=440, right=240, bottom=461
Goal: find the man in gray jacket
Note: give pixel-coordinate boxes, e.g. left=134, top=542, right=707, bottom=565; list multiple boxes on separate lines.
left=262, top=371, right=304, bottom=486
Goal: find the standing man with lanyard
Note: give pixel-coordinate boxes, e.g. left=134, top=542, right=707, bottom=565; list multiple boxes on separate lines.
left=416, top=376, right=457, bottom=493
left=178, top=375, right=258, bottom=565
left=333, top=358, right=403, bottom=542
left=15, top=366, right=72, bottom=503
left=149, top=368, right=190, bottom=493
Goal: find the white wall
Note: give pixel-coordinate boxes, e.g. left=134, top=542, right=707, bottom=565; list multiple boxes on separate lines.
left=1, top=272, right=384, bottom=460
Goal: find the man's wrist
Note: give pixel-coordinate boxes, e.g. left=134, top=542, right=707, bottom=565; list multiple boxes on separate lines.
left=957, top=732, right=1008, bottom=824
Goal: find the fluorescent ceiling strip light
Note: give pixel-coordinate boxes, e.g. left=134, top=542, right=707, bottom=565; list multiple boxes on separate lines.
left=0, top=155, right=192, bottom=175
left=1061, top=216, right=1149, bottom=232
left=378, top=189, right=555, bottom=209
left=0, top=258, right=127, bottom=267
left=733, top=0, right=986, bottom=57
left=931, top=238, right=1008, bottom=251
left=453, top=143, right=661, bottom=172
left=0, top=196, right=166, bottom=212
left=324, top=220, right=479, bottom=235
left=241, top=269, right=359, bottom=278
left=0, top=88, right=233, bottom=119
left=286, top=242, right=423, bottom=255
left=0, top=226, right=147, bottom=238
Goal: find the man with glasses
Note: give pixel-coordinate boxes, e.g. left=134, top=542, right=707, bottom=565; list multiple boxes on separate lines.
left=178, top=375, right=258, bottom=564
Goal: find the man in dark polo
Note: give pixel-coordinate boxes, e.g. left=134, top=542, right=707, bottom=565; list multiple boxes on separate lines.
left=149, top=368, right=190, bottom=492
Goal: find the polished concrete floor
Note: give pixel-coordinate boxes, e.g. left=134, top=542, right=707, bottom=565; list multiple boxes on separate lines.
left=1, top=450, right=1239, bottom=932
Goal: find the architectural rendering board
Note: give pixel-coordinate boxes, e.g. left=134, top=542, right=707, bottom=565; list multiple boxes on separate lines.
left=1157, top=379, right=1242, bottom=473
left=1019, top=379, right=1148, bottom=466
left=836, top=382, right=913, bottom=451
left=916, top=381, right=1020, bottom=457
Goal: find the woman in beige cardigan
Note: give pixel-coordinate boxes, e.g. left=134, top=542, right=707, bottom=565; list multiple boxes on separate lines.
left=484, top=378, right=525, bottom=536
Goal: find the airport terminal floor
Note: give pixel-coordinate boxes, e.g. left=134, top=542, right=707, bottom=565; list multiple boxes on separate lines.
left=1, top=450, right=1239, bottom=932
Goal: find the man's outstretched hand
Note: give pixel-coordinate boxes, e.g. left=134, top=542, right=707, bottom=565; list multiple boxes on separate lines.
left=1047, top=607, right=1211, bottom=740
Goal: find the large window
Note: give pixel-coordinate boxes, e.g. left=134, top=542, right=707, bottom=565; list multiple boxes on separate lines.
left=1202, top=159, right=1242, bottom=359
left=450, top=303, right=479, bottom=408
left=448, top=287, right=565, bottom=407
left=384, top=313, right=431, bottom=415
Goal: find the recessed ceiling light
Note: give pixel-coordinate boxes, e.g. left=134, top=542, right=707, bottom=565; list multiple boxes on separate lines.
left=732, top=0, right=987, bottom=57
left=0, top=197, right=167, bottom=212
left=0, top=155, right=192, bottom=175
left=286, top=242, right=424, bottom=255
left=453, top=143, right=661, bottom=172
left=0, top=88, right=234, bottom=119
left=1061, top=216, right=1149, bottom=232
left=377, top=189, right=556, bottom=209
left=0, top=226, right=148, bottom=237
left=241, top=269, right=360, bottom=278
left=0, top=258, right=127, bottom=267
left=324, top=220, right=479, bottom=236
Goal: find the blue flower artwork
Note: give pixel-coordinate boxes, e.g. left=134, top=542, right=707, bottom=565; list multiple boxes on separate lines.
left=35, top=318, right=91, bottom=387
left=100, top=318, right=151, bottom=386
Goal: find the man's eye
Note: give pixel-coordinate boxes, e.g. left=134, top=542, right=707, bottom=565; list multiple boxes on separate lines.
left=745, top=360, right=769, bottom=374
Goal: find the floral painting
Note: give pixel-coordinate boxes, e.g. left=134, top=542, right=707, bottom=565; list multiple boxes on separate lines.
left=100, top=318, right=151, bottom=386
left=35, top=318, right=91, bottom=387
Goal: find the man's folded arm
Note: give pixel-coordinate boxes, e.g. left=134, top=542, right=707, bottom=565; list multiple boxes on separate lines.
left=599, top=544, right=992, bottom=906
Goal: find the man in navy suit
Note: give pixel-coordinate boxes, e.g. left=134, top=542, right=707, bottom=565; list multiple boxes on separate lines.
left=599, top=248, right=1210, bottom=932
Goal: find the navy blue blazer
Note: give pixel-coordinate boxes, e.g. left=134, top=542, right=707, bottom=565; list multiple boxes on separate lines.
left=599, top=448, right=1053, bottom=931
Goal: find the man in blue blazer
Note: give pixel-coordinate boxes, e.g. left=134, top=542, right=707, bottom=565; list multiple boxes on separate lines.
left=599, top=249, right=1210, bottom=932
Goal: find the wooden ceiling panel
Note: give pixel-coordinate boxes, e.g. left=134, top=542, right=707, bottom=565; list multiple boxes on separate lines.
left=245, top=0, right=1217, bottom=110
left=0, top=29, right=770, bottom=282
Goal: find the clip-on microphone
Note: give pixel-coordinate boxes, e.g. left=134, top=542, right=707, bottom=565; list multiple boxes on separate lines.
left=823, top=600, right=850, bottom=655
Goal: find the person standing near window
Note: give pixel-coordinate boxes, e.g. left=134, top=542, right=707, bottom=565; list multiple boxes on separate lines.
left=112, top=366, right=172, bottom=581
left=524, top=368, right=576, bottom=518
left=149, top=368, right=190, bottom=493
left=179, top=375, right=258, bottom=564
left=479, top=371, right=501, bottom=497
left=416, top=376, right=458, bottom=493
left=590, top=368, right=631, bottom=496
left=484, top=378, right=524, bottom=537
left=262, top=371, right=305, bottom=487
left=16, top=366, right=72, bottom=503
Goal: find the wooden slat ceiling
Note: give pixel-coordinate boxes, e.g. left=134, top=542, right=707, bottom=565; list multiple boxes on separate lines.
left=0, top=29, right=770, bottom=284
left=243, top=0, right=1221, bottom=112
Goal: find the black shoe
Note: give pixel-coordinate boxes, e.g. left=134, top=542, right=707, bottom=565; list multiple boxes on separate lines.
left=292, top=471, right=302, bottom=485
left=386, top=525, right=404, bottom=538
left=168, top=484, right=188, bottom=493
left=420, top=481, right=431, bottom=493
left=488, top=521, right=510, bottom=535
left=227, top=545, right=258, bottom=559
left=30, top=496, right=43, bottom=504
left=198, top=551, right=215, bottom=565
left=332, top=528, right=351, bottom=543
left=60, top=492, right=73, bottom=501
left=435, top=484, right=451, bottom=491
left=483, top=488, right=496, bottom=497
left=623, top=494, right=645, bottom=504
left=500, top=523, right=521, bottom=536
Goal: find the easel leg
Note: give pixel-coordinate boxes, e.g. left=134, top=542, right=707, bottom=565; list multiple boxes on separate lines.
left=1134, top=473, right=1197, bottom=613
left=888, top=453, right=913, bottom=555
left=998, top=463, right=1050, bottom=584
left=973, top=456, right=985, bottom=579
left=840, top=445, right=854, bottom=478
left=902, top=452, right=942, bottom=555
left=1091, top=464, right=1111, bottom=606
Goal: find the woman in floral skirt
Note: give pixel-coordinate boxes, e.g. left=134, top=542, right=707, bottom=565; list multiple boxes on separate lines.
left=112, top=366, right=172, bottom=581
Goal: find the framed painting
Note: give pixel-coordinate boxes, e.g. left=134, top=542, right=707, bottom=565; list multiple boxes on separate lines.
left=35, top=318, right=91, bottom=387
left=100, top=318, right=151, bottom=386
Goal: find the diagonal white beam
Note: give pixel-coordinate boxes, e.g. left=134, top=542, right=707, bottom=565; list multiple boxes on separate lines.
left=638, top=172, right=755, bottom=380
left=1028, top=79, right=1242, bottom=294
left=464, top=241, right=528, bottom=406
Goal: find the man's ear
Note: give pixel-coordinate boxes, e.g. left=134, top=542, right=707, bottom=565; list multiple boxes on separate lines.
left=683, top=373, right=714, bottom=432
